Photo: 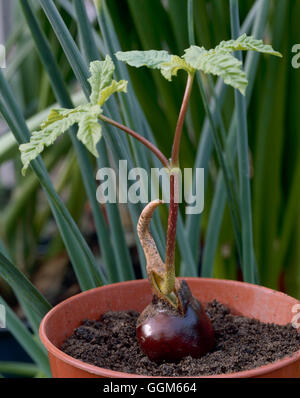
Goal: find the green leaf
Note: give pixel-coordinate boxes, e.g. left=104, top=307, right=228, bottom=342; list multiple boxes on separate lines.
left=88, top=56, right=115, bottom=105
left=18, top=56, right=126, bottom=168
left=116, top=50, right=193, bottom=81
left=0, top=296, right=50, bottom=376
left=99, top=79, right=128, bottom=106
left=77, top=112, right=102, bottom=157
left=19, top=110, right=82, bottom=175
left=40, top=107, right=83, bottom=129
left=160, top=55, right=193, bottom=81
left=215, top=33, right=282, bottom=57
left=116, top=50, right=171, bottom=69
left=0, top=252, right=52, bottom=320
left=184, top=45, right=248, bottom=94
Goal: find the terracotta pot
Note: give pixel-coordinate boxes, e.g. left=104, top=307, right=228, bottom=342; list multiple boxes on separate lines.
left=39, top=278, right=300, bottom=378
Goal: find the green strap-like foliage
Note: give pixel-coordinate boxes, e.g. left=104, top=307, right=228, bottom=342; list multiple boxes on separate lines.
left=19, top=56, right=127, bottom=174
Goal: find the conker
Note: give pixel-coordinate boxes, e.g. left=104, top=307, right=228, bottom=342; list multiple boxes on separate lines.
left=136, top=280, right=215, bottom=362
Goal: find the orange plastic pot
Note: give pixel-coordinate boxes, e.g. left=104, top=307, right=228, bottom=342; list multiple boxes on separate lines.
left=39, top=278, right=300, bottom=378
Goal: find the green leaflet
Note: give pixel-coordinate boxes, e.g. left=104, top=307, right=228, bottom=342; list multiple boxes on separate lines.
left=116, top=51, right=191, bottom=81
left=98, top=79, right=127, bottom=106
left=115, top=50, right=171, bottom=69
left=20, top=111, right=83, bottom=175
left=160, top=55, right=193, bottom=81
left=19, top=56, right=127, bottom=174
left=215, top=33, right=282, bottom=57
left=88, top=55, right=114, bottom=104
left=77, top=112, right=102, bottom=157
left=184, top=46, right=248, bottom=94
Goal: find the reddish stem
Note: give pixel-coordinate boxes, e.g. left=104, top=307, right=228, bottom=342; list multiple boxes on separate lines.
left=100, top=114, right=170, bottom=169
left=171, top=73, right=194, bottom=167
left=165, top=73, right=194, bottom=277
left=165, top=173, right=179, bottom=272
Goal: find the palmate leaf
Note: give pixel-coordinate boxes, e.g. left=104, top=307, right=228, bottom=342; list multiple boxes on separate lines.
left=117, top=34, right=282, bottom=94
left=184, top=46, right=248, bottom=94
left=19, top=56, right=127, bottom=174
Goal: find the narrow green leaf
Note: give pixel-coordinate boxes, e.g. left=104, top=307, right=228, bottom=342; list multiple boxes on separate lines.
left=0, top=362, right=41, bottom=377
left=0, top=79, right=102, bottom=290
left=230, top=0, right=256, bottom=283
left=0, top=252, right=51, bottom=320
left=0, top=296, right=50, bottom=376
left=185, top=0, right=268, bottom=268
left=202, top=0, right=270, bottom=279
left=99, top=1, right=197, bottom=276
left=21, top=0, right=111, bottom=285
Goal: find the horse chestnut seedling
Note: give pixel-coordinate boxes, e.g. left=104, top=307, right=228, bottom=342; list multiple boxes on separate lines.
left=136, top=280, right=215, bottom=362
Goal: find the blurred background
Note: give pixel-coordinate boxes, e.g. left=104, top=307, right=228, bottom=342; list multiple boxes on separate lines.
left=0, top=0, right=299, bottom=377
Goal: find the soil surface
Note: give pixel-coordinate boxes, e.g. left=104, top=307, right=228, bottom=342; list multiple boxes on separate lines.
left=61, top=300, right=300, bottom=376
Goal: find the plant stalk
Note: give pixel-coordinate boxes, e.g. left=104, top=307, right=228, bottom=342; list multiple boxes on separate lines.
left=163, top=73, right=195, bottom=294
left=99, top=114, right=170, bottom=169
left=171, top=73, right=195, bottom=167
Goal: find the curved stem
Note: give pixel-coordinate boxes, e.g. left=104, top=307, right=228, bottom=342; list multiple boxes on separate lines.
left=171, top=73, right=194, bottom=167
left=99, top=114, right=170, bottom=169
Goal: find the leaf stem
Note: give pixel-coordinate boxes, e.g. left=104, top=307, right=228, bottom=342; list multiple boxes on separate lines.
left=99, top=114, right=170, bottom=169
left=171, top=73, right=194, bottom=167
left=164, top=173, right=179, bottom=279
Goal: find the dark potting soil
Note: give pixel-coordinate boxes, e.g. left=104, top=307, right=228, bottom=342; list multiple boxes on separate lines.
left=61, top=300, right=300, bottom=376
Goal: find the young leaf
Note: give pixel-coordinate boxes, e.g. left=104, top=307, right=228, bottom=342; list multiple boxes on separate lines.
left=40, top=106, right=90, bottom=129
left=184, top=46, right=248, bottom=94
left=160, top=55, right=193, bottom=81
left=215, top=33, right=282, bottom=57
left=88, top=56, right=115, bottom=105
left=116, top=50, right=171, bottom=69
left=19, top=56, right=127, bottom=173
left=77, top=112, right=102, bottom=157
left=20, top=111, right=83, bottom=175
left=98, top=79, right=128, bottom=106
left=116, top=50, right=192, bottom=81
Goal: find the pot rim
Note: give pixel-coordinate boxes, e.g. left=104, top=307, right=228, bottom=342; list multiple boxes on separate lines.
left=39, top=277, right=300, bottom=378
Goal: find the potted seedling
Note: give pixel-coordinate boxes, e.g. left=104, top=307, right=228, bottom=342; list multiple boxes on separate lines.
left=20, top=35, right=300, bottom=377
